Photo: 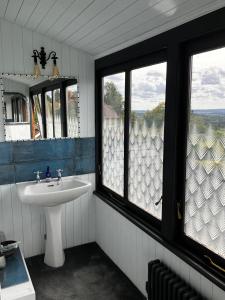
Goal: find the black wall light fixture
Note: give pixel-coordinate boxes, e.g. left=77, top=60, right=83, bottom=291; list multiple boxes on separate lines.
left=32, top=47, right=60, bottom=77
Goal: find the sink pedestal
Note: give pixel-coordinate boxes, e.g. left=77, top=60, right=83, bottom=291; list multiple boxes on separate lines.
left=44, top=205, right=65, bottom=268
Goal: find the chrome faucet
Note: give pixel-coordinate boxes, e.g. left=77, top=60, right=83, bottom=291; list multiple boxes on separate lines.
left=56, top=169, right=63, bottom=183
left=34, top=171, right=42, bottom=183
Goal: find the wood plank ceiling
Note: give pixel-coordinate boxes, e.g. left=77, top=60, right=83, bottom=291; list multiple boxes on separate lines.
left=1, top=0, right=225, bottom=58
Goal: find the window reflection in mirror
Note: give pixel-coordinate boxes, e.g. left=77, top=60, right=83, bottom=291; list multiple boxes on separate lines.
left=3, top=77, right=31, bottom=141
left=53, top=89, right=62, bottom=138
left=45, top=91, right=54, bottom=138
left=66, top=84, right=79, bottom=137
left=32, top=94, right=43, bottom=139
left=4, top=93, right=29, bottom=123
left=0, top=75, right=79, bottom=141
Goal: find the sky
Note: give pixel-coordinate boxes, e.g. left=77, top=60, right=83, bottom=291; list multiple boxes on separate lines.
left=104, top=46, right=225, bottom=111
left=104, top=63, right=166, bottom=111
left=191, top=47, right=225, bottom=110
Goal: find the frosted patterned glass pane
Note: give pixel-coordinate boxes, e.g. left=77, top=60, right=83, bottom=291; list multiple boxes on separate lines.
left=53, top=89, right=62, bottom=138
left=102, top=73, right=125, bottom=196
left=66, top=84, right=79, bottom=137
left=184, top=47, right=225, bottom=259
left=129, top=62, right=167, bottom=220
left=45, top=91, right=53, bottom=138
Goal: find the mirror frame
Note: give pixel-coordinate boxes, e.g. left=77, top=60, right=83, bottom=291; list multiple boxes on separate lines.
left=0, top=73, right=80, bottom=142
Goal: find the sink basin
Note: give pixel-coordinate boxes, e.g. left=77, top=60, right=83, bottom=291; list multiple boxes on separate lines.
left=16, top=176, right=91, bottom=268
left=16, top=176, right=91, bottom=207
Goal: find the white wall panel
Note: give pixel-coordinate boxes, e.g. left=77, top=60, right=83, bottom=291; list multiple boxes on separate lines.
left=12, top=24, right=24, bottom=73
left=86, top=56, right=95, bottom=137
left=22, top=27, right=33, bottom=74
left=1, top=19, right=14, bottom=73
left=95, top=196, right=225, bottom=300
left=78, top=52, right=89, bottom=137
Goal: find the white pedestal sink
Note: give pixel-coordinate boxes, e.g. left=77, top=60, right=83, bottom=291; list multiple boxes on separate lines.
left=16, top=176, right=91, bottom=268
left=44, top=205, right=65, bottom=267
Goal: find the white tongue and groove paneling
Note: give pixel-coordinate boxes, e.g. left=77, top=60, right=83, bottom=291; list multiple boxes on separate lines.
left=95, top=196, right=225, bottom=300
left=1, top=0, right=225, bottom=57
left=24, top=0, right=57, bottom=31
left=94, top=0, right=225, bottom=57
left=0, top=174, right=96, bottom=258
left=36, top=0, right=75, bottom=34
left=0, top=0, right=8, bottom=18
left=3, top=0, right=23, bottom=22
left=82, top=0, right=190, bottom=52
left=56, top=0, right=115, bottom=42
left=66, top=0, right=136, bottom=46
left=46, top=0, right=94, bottom=38
left=85, top=0, right=225, bottom=55
left=15, top=0, right=40, bottom=27
left=0, top=15, right=94, bottom=76
left=0, top=18, right=95, bottom=137
left=72, top=0, right=162, bottom=50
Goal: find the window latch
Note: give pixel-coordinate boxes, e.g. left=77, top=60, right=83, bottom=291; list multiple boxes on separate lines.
left=155, top=196, right=163, bottom=206
left=177, top=202, right=182, bottom=220
left=204, top=255, right=225, bottom=273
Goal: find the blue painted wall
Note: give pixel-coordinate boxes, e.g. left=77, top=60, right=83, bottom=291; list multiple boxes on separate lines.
left=0, top=138, right=95, bottom=185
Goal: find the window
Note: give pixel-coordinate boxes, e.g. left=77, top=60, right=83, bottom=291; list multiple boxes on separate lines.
left=32, top=94, right=43, bottom=139
left=102, top=73, right=125, bottom=196
left=100, top=58, right=167, bottom=222
left=4, top=93, right=29, bottom=123
left=53, top=89, right=62, bottom=138
left=4, top=92, right=30, bottom=141
left=30, top=79, right=79, bottom=139
left=129, top=63, right=167, bottom=219
left=184, top=47, right=225, bottom=259
left=96, top=9, right=225, bottom=289
left=66, top=84, right=79, bottom=137
left=45, top=89, right=62, bottom=138
left=45, top=91, right=54, bottom=138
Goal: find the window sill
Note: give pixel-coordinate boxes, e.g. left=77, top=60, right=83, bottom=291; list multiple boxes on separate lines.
left=94, top=190, right=225, bottom=292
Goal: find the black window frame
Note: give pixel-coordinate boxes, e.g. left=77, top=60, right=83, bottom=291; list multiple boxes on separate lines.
left=179, top=31, right=225, bottom=285
left=30, top=78, right=77, bottom=139
left=95, top=7, right=225, bottom=291
left=98, top=51, right=167, bottom=233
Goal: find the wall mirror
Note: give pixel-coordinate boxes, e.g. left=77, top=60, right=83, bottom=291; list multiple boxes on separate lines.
left=0, top=74, right=80, bottom=142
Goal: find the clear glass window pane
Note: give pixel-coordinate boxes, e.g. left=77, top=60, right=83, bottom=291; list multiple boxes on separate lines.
left=66, top=84, right=79, bottom=137
left=33, top=94, right=43, bottom=139
left=184, top=47, right=225, bottom=259
left=45, top=91, right=53, bottom=138
left=53, top=89, right=62, bottom=138
left=129, top=62, right=167, bottom=219
left=102, top=73, right=125, bottom=196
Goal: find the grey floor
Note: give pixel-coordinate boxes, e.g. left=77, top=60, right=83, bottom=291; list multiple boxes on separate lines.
left=26, top=243, right=145, bottom=300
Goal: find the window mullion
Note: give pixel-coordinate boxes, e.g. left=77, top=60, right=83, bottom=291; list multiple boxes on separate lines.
left=124, top=70, right=131, bottom=201
left=161, top=44, right=182, bottom=241
left=41, top=88, right=47, bottom=138
left=96, top=75, right=103, bottom=190
left=60, top=83, right=67, bottom=137
left=52, top=90, right=55, bottom=138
